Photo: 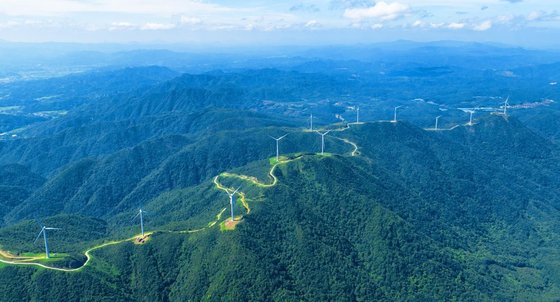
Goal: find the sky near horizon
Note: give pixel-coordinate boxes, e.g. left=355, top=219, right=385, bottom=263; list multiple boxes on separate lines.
left=0, top=0, right=558, bottom=47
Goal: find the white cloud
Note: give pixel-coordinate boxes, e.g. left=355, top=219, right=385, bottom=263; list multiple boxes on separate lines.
left=371, top=23, right=383, bottom=29
left=343, top=1, right=409, bottom=21
left=473, top=20, right=492, bottom=31
left=109, top=21, right=136, bottom=31
left=496, top=14, right=515, bottom=23
left=0, top=20, right=19, bottom=29
left=305, top=20, right=320, bottom=28
left=430, top=22, right=444, bottom=29
left=448, top=22, right=465, bottom=29
left=0, top=0, right=238, bottom=16
left=107, top=21, right=176, bottom=31
left=526, top=11, right=542, bottom=21
left=140, top=23, right=176, bottom=30
left=180, top=16, right=203, bottom=25
left=526, top=10, right=559, bottom=22
left=412, top=20, right=424, bottom=27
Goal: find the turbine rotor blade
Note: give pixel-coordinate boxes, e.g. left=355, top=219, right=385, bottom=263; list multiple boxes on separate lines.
left=278, top=134, right=288, bottom=140
left=132, top=211, right=141, bottom=221
left=44, top=227, right=61, bottom=230
left=232, top=186, right=241, bottom=194
left=33, top=228, right=44, bottom=244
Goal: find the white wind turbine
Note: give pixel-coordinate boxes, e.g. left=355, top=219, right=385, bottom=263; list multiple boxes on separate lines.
left=392, top=106, right=403, bottom=123
left=269, top=134, right=288, bottom=161
left=434, top=115, right=442, bottom=130
left=133, top=209, right=147, bottom=237
left=467, top=110, right=475, bottom=126
left=316, top=130, right=331, bottom=155
left=225, top=186, right=241, bottom=222
left=503, top=96, right=509, bottom=116
left=34, top=223, right=60, bottom=259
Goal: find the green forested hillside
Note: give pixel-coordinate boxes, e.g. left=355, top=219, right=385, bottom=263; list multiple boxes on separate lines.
left=0, top=64, right=559, bottom=301
left=0, top=165, right=44, bottom=225
left=1, top=115, right=560, bottom=300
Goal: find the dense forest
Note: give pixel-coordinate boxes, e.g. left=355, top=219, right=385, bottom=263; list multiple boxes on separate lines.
left=0, top=42, right=559, bottom=301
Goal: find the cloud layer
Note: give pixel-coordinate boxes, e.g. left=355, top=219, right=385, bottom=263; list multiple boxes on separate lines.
left=344, top=2, right=410, bottom=21
left=0, top=0, right=558, bottom=44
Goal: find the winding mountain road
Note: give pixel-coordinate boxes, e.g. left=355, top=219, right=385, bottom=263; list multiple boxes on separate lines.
left=0, top=124, right=362, bottom=272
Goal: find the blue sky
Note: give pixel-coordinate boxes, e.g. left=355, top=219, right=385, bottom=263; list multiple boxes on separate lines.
left=0, top=0, right=558, bottom=47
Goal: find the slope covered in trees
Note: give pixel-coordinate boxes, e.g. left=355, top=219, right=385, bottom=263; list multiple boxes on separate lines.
left=0, top=58, right=559, bottom=300
left=1, top=114, right=560, bottom=300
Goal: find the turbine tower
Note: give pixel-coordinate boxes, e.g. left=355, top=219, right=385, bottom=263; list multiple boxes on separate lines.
left=269, top=134, right=288, bottom=161
left=356, top=106, right=360, bottom=124
left=225, top=186, right=241, bottom=222
left=392, top=106, right=402, bottom=123
left=309, top=113, right=314, bottom=131
left=316, top=130, right=331, bottom=155
left=133, top=209, right=146, bottom=237
left=435, top=116, right=442, bottom=130
left=503, top=96, right=509, bottom=116
left=34, top=224, right=60, bottom=259
left=467, top=110, right=474, bottom=126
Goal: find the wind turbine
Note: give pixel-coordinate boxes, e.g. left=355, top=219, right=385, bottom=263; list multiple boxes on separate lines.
left=133, top=209, right=146, bottom=237
left=309, top=113, right=315, bottom=131
left=316, top=130, right=331, bottom=155
left=503, top=96, right=509, bottom=116
left=355, top=106, right=360, bottom=124
left=34, top=224, right=60, bottom=259
left=225, top=186, right=241, bottom=222
left=434, top=116, right=442, bottom=130
left=269, top=134, right=288, bottom=161
left=392, top=106, right=403, bottom=123
left=467, top=110, right=475, bottom=126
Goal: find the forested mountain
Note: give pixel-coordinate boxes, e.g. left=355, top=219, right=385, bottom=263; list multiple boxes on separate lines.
left=1, top=115, right=560, bottom=301
left=0, top=42, right=560, bottom=301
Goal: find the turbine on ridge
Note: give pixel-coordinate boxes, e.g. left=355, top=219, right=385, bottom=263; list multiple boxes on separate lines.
left=225, top=186, right=241, bottom=222
left=133, top=209, right=147, bottom=237
left=434, top=116, right=442, bottom=130
left=269, top=134, right=288, bottom=161
left=33, top=223, right=60, bottom=259
left=316, top=130, right=331, bottom=155
left=467, top=110, right=475, bottom=126
left=392, top=106, right=403, bottom=123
